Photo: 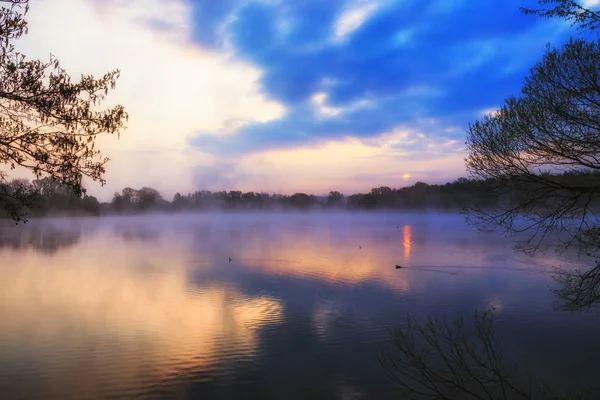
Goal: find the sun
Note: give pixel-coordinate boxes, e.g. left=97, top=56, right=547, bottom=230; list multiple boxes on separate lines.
left=402, top=174, right=410, bottom=180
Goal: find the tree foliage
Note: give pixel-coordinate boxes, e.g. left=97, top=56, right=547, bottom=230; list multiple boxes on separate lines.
left=0, top=0, right=127, bottom=221
left=0, top=177, right=101, bottom=219
left=521, top=0, right=600, bottom=31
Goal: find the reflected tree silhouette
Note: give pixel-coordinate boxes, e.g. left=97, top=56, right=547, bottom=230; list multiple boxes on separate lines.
left=553, top=259, right=600, bottom=311
left=379, top=311, right=591, bottom=400
left=114, top=224, right=160, bottom=242
left=0, top=223, right=80, bottom=253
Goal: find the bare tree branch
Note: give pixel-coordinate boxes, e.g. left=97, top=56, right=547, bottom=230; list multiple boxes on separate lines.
left=465, top=37, right=600, bottom=309
left=521, top=0, right=600, bottom=32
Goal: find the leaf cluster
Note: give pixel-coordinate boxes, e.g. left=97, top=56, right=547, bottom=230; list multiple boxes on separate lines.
left=0, top=0, right=127, bottom=220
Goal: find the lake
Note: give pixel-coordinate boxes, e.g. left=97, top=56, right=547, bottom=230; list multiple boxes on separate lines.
left=0, top=212, right=599, bottom=399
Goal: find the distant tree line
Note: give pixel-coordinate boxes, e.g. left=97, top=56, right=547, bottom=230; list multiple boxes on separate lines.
left=2, top=171, right=599, bottom=219
left=0, top=177, right=102, bottom=218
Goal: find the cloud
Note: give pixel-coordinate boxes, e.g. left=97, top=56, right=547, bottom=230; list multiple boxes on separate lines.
left=333, top=1, right=382, bottom=42
left=582, top=0, right=600, bottom=7
left=206, top=122, right=468, bottom=195
left=188, top=0, right=570, bottom=161
left=311, top=91, right=376, bottom=118
left=15, top=0, right=284, bottom=198
left=4, top=0, right=577, bottom=197
left=193, top=161, right=252, bottom=192
left=89, top=0, right=192, bottom=41
left=191, top=86, right=446, bottom=157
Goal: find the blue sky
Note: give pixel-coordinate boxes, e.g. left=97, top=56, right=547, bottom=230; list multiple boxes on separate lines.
left=189, top=0, right=568, bottom=156
left=18, top=0, right=578, bottom=198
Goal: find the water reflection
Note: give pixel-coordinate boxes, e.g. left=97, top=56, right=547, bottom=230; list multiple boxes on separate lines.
left=403, top=225, right=411, bottom=261
left=0, top=233, right=282, bottom=399
left=0, top=221, right=81, bottom=253
left=114, top=223, right=160, bottom=242
left=238, top=230, right=410, bottom=291
left=0, top=213, right=599, bottom=399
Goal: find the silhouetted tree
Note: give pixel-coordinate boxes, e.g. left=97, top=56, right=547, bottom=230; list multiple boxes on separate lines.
left=0, top=176, right=106, bottom=217
left=137, top=187, right=162, bottom=210
left=466, top=36, right=600, bottom=307
left=0, top=0, right=127, bottom=221
left=0, top=177, right=35, bottom=220
left=521, top=0, right=600, bottom=31
left=405, top=182, right=430, bottom=208
left=110, top=192, right=125, bottom=212
left=172, top=192, right=187, bottom=210
left=80, top=195, right=100, bottom=215
left=30, top=177, right=80, bottom=212
left=326, top=191, right=344, bottom=207
left=287, top=192, right=313, bottom=209
left=212, top=191, right=227, bottom=208
left=242, top=191, right=265, bottom=208
left=226, top=190, right=243, bottom=208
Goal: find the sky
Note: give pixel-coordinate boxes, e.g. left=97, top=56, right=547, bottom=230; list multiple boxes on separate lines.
left=15, top=0, right=579, bottom=200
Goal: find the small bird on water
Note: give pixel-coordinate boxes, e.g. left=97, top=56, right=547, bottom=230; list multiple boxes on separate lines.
left=359, top=245, right=362, bottom=250
left=395, top=265, right=403, bottom=269
left=229, top=257, right=232, bottom=262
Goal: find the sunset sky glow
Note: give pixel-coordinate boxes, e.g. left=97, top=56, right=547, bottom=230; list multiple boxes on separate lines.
left=17, top=0, right=573, bottom=199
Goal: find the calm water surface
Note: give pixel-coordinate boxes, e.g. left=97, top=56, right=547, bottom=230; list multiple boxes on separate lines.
left=0, top=212, right=599, bottom=399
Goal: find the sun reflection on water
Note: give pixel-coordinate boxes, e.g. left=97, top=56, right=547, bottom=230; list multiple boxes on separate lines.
left=403, top=225, right=411, bottom=261
left=0, top=215, right=598, bottom=398
left=239, top=229, right=409, bottom=291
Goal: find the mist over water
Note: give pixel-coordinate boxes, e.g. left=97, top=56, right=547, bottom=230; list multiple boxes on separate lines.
left=0, top=212, right=599, bottom=399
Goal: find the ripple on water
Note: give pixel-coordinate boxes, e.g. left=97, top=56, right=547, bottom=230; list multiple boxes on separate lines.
left=1, top=213, right=600, bottom=399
